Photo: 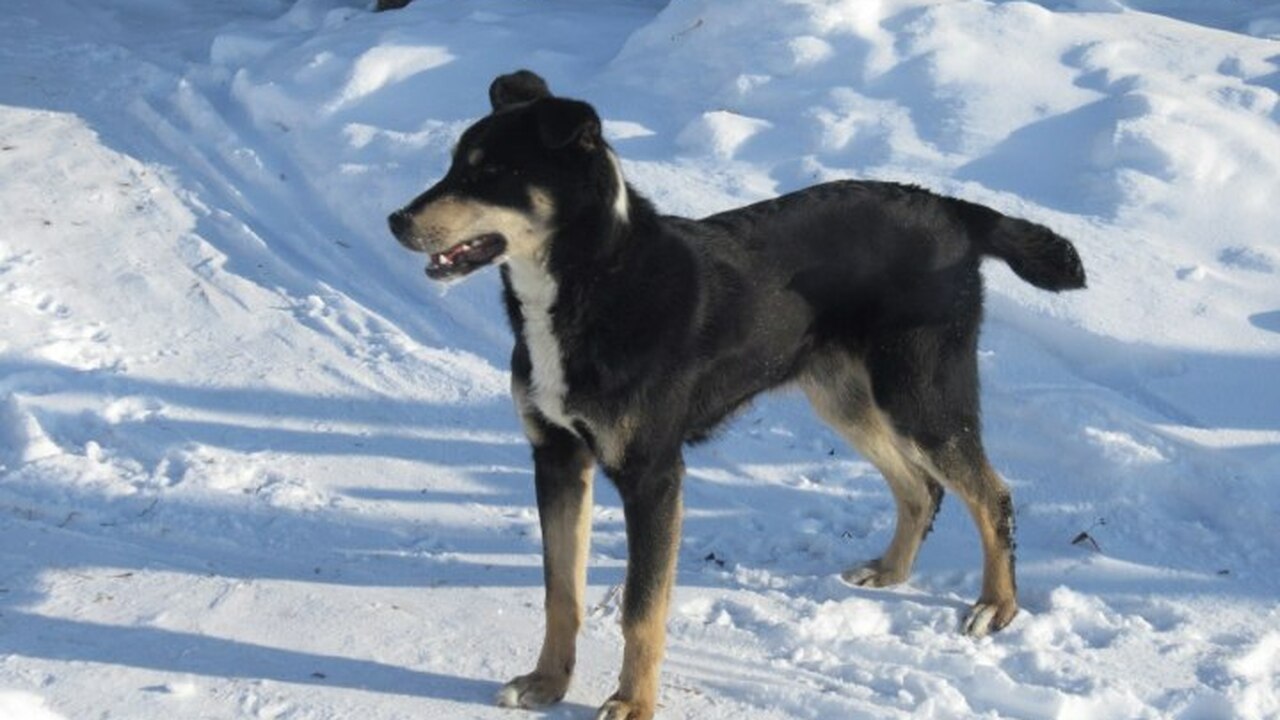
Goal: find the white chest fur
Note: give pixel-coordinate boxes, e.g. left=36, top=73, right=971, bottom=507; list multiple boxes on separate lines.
left=506, top=258, right=574, bottom=431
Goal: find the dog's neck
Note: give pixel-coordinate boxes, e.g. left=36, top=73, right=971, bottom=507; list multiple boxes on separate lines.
left=542, top=166, right=653, bottom=277
left=500, top=157, right=666, bottom=433
left=502, top=203, right=632, bottom=432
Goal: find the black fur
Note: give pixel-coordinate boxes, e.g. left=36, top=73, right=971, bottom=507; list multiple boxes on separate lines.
left=507, top=173, right=1083, bottom=457
left=389, top=70, right=1086, bottom=716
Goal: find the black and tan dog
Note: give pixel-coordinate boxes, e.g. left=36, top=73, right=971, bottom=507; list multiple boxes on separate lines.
left=388, top=70, right=1085, bottom=720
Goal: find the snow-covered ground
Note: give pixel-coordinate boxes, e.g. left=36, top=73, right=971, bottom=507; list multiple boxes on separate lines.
left=2, top=0, right=1278, bottom=718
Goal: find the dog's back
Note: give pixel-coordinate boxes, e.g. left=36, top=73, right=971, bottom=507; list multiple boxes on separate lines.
left=696, top=180, right=1084, bottom=352
left=703, top=180, right=1083, bottom=292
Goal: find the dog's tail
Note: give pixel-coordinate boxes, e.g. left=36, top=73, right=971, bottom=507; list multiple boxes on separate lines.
left=950, top=198, right=1086, bottom=292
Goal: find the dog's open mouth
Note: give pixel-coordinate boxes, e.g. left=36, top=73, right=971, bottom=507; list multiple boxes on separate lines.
left=425, top=234, right=507, bottom=280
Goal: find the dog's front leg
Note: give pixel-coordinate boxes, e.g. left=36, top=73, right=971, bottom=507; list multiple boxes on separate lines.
left=598, top=459, right=683, bottom=720
left=498, top=422, right=595, bottom=709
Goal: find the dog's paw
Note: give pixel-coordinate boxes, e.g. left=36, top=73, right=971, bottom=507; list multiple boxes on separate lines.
left=496, top=671, right=570, bottom=709
left=840, top=559, right=908, bottom=588
left=595, top=695, right=654, bottom=720
left=962, top=598, right=1019, bottom=637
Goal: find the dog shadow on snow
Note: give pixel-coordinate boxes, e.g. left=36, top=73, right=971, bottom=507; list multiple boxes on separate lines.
left=0, top=356, right=569, bottom=709
left=0, top=612, right=500, bottom=705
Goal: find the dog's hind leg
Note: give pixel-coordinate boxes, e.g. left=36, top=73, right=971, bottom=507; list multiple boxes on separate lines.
left=801, top=353, right=944, bottom=588
left=843, top=467, right=943, bottom=588
left=498, top=382, right=595, bottom=709
left=865, top=331, right=1019, bottom=637
left=919, top=439, right=1018, bottom=637
left=597, top=457, right=683, bottom=720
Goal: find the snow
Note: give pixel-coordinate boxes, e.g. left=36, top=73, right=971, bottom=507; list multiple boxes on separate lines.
left=1, top=0, right=1278, bottom=718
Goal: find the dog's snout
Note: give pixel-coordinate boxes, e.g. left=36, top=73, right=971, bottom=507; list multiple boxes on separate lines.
left=388, top=209, right=412, bottom=238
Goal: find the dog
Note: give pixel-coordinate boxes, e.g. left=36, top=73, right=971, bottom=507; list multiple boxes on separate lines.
left=387, top=70, right=1086, bottom=720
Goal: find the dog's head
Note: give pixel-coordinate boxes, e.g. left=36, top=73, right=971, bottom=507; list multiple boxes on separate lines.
left=388, top=70, right=625, bottom=281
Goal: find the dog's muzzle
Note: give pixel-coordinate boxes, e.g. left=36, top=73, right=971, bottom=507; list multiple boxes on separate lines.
left=387, top=208, right=507, bottom=280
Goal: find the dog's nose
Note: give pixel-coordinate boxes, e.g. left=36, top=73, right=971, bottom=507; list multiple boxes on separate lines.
left=388, top=210, right=412, bottom=238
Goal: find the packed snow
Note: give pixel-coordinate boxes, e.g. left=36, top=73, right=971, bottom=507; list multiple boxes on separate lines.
left=1, top=0, right=1278, bottom=718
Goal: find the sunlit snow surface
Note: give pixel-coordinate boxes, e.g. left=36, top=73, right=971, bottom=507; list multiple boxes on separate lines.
left=1, top=1, right=1278, bottom=718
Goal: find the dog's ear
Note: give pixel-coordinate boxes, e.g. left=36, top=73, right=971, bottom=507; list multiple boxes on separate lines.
left=536, top=99, right=602, bottom=151
left=489, top=70, right=552, bottom=112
